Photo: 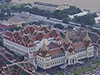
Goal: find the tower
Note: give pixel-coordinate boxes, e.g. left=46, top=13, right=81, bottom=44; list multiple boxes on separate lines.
left=83, top=31, right=94, bottom=58
left=62, top=31, right=75, bottom=54
left=36, top=36, right=51, bottom=69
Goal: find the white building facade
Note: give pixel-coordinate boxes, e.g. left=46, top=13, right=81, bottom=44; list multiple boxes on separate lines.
left=3, top=25, right=94, bottom=69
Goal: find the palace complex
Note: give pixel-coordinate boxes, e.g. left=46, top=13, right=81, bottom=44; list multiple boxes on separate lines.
left=3, top=25, right=95, bottom=69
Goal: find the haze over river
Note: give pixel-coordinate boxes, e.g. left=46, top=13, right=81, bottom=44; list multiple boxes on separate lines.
left=12, top=0, right=100, bottom=12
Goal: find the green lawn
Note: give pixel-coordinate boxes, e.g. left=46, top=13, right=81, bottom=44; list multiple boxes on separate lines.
left=53, top=72, right=64, bottom=75
left=71, top=66, right=94, bottom=74
left=92, top=61, right=100, bottom=66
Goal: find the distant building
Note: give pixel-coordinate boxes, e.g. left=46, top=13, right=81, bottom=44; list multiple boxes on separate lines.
left=68, top=11, right=88, bottom=19
left=8, top=12, right=31, bottom=26
left=95, top=16, right=100, bottom=24
left=56, top=5, right=69, bottom=10
left=0, top=24, right=15, bottom=30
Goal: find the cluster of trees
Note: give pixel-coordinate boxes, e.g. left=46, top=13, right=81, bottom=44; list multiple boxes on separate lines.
left=53, top=6, right=81, bottom=20
left=10, top=27, right=21, bottom=32
left=74, top=13, right=97, bottom=26
left=0, top=3, right=81, bottom=22
left=0, top=3, right=97, bottom=26
left=0, top=0, right=12, bottom=3
left=54, top=24, right=64, bottom=29
left=0, top=4, right=12, bottom=19
left=0, top=35, right=3, bottom=46
left=88, top=27, right=100, bottom=35
left=21, top=21, right=45, bottom=27
left=52, top=6, right=81, bottom=23
left=10, top=4, right=51, bottom=17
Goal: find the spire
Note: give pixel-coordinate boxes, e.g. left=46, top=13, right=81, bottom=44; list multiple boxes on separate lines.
left=41, top=35, right=48, bottom=51
left=65, top=31, right=72, bottom=44
left=38, top=37, right=50, bottom=57
left=56, top=29, right=60, bottom=38
left=56, top=29, right=60, bottom=35
left=57, top=34, right=60, bottom=38
left=42, top=40, right=48, bottom=51
left=83, top=31, right=91, bottom=41
left=83, top=31, right=93, bottom=47
left=42, top=35, right=45, bottom=39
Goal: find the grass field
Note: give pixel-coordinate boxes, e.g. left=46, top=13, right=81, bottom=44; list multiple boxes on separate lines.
left=92, top=61, right=100, bottom=66
left=71, top=66, right=94, bottom=74
left=53, top=72, right=64, bottom=75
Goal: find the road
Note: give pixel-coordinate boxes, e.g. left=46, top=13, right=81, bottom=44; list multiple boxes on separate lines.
left=30, top=14, right=81, bottom=29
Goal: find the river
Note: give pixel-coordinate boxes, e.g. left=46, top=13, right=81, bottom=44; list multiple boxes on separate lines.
left=12, top=0, right=100, bottom=12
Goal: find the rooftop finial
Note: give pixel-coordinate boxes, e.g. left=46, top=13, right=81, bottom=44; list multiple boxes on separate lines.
left=84, top=31, right=91, bottom=41
left=42, top=35, right=45, bottom=40
left=65, top=31, right=72, bottom=44
left=66, top=31, right=69, bottom=36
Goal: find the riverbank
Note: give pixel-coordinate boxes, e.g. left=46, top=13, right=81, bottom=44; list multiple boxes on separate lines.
left=12, top=0, right=100, bottom=12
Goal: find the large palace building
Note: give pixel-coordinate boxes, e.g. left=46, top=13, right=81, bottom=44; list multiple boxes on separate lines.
left=3, top=25, right=94, bottom=69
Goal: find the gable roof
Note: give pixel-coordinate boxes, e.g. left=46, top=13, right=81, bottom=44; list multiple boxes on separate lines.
left=0, top=24, right=15, bottom=30
left=2, top=61, right=36, bottom=75
left=79, top=31, right=98, bottom=43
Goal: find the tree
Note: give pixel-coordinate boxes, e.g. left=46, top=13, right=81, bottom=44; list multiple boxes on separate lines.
left=63, top=17, right=69, bottom=24
left=30, top=21, right=38, bottom=25
left=81, top=24, right=86, bottom=28
left=5, top=0, right=12, bottom=3
left=74, top=13, right=96, bottom=26
left=54, top=24, right=64, bottom=29
left=60, top=32, right=65, bottom=38
left=47, top=17, right=50, bottom=19
left=14, top=27, right=20, bottom=31
left=10, top=28, right=14, bottom=32
left=22, top=23, right=26, bottom=27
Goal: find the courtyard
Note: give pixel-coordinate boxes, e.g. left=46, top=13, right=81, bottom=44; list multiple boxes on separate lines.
left=71, top=66, right=94, bottom=74
left=92, top=61, right=100, bottom=66
left=53, top=72, right=64, bottom=75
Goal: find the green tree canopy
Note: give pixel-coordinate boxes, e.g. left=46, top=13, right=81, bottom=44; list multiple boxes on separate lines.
left=74, top=13, right=96, bottom=26
left=22, top=23, right=26, bottom=27
left=62, top=17, right=69, bottom=24
left=54, top=24, right=64, bottom=29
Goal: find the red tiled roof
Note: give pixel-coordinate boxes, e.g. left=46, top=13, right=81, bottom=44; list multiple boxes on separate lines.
left=36, top=33, right=44, bottom=40
left=74, top=42, right=85, bottom=48
left=50, top=48, right=64, bottom=55
left=4, top=37, right=11, bottom=40
left=5, top=32, right=12, bottom=37
left=56, top=37, right=62, bottom=41
left=50, top=29, right=57, bottom=37
left=48, top=44, right=59, bottom=48
left=23, top=35, right=29, bottom=42
left=73, top=42, right=86, bottom=51
left=0, top=24, right=15, bottom=30
left=28, top=44, right=35, bottom=47
left=32, top=37, right=37, bottom=41
left=45, top=33, right=51, bottom=38
left=33, top=52, right=37, bottom=56
left=4, top=26, right=61, bottom=47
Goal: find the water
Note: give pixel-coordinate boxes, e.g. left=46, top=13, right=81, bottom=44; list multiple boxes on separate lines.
left=12, top=0, right=100, bottom=12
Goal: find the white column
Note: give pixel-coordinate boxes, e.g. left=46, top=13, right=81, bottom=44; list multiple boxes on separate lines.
left=74, top=59, right=75, bottom=64
left=97, top=50, right=98, bottom=57
left=68, top=59, right=70, bottom=65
